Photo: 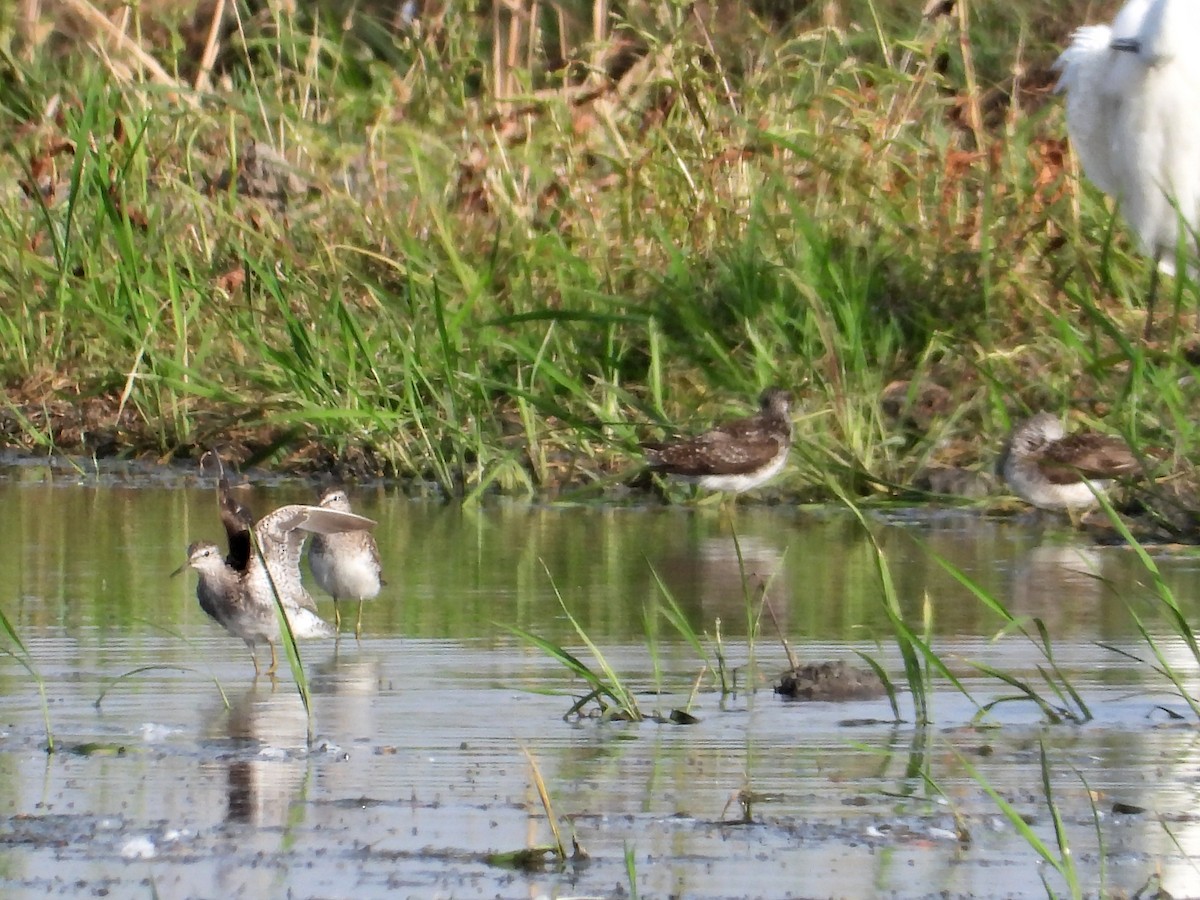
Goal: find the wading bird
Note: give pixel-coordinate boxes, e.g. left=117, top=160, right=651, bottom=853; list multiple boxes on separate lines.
left=175, top=456, right=376, bottom=674
left=1054, top=0, right=1200, bottom=333
left=999, top=412, right=1140, bottom=524
left=308, top=486, right=384, bottom=639
left=642, top=388, right=793, bottom=496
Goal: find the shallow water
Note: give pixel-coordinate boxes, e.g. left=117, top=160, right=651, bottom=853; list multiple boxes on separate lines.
left=2, top=466, right=1200, bottom=897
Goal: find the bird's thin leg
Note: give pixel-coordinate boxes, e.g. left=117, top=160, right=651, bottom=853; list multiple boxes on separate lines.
left=1144, top=252, right=1162, bottom=338
left=355, top=600, right=364, bottom=641
left=333, top=599, right=342, bottom=634
left=266, top=641, right=278, bottom=676
left=249, top=645, right=260, bottom=675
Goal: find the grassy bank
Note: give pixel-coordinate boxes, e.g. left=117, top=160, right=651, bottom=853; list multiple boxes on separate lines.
left=1, top=0, right=1197, bottom=499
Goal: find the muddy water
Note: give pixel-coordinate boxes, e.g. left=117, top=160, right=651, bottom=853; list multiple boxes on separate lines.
left=1, top=467, right=1200, bottom=897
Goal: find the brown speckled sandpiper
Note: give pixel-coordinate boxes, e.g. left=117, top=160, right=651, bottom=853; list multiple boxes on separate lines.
left=642, top=388, right=793, bottom=494
left=999, top=412, right=1139, bottom=523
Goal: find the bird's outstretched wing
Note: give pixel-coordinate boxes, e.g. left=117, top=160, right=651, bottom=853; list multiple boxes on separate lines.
left=255, top=505, right=377, bottom=611
left=217, top=477, right=255, bottom=573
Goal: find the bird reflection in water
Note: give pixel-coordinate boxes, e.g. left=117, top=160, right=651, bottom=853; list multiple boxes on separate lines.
left=1008, top=543, right=1107, bottom=632
left=208, top=685, right=309, bottom=827
left=652, top=532, right=788, bottom=627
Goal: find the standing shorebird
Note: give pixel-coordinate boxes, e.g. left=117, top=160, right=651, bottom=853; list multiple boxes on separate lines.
left=176, top=460, right=377, bottom=674
left=999, top=412, right=1140, bottom=523
left=642, top=388, right=793, bottom=495
left=1054, top=0, right=1200, bottom=333
left=308, top=486, right=384, bottom=639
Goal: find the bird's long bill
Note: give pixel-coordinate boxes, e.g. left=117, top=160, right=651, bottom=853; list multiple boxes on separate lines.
left=168, top=560, right=188, bottom=578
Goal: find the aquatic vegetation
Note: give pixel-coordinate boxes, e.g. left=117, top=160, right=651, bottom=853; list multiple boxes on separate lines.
left=624, top=843, right=640, bottom=900
left=4, top=2, right=1200, bottom=504
left=947, top=741, right=1090, bottom=899
left=255, top=532, right=316, bottom=742
left=1094, top=494, right=1200, bottom=718
left=648, top=562, right=726, bottom=696
left=521, top=744, right=568, bottom=863
left=513, top=561, right=723, bottom=721
left=509, top=565, right=644, bottom=722
left=834, top=488, right=972, bottom=724
left=484, top=744, right=585, bottom=871
left=923, top=542, right=1092, bottom=724
left=0, top=605, right=53, bottom=752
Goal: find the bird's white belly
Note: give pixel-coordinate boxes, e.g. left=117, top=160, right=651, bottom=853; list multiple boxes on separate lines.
left=696, top=451, right=789, bottom=493
left=312, top=551, right=381, bottom=601
left=1005, top=460, right=1110, bottom=511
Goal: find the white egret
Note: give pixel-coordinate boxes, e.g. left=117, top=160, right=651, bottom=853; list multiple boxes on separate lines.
left=1054, top=0, right=1200, bottom=332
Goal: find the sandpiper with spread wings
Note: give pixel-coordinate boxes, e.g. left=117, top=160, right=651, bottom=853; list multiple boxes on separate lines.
left=174, top=457, right=377, bottom=674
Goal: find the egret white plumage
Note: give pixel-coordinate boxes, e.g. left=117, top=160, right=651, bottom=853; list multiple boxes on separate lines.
left=1054, top=0, right=1200, bottom=332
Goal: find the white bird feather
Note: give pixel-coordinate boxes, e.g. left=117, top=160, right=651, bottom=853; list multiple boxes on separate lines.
left=1055, top=0, right=1200, bottom=279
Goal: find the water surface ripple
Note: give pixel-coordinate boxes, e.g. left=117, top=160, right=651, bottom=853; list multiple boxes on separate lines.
left=1, top=474, right=1199, bottom=898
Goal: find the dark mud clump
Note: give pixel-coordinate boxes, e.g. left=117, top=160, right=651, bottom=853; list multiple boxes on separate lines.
left=775, top=660, right=886, bottom=701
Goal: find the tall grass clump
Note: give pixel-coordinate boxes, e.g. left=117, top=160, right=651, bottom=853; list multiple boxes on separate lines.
left=1, top=2, right=1198, bottom=500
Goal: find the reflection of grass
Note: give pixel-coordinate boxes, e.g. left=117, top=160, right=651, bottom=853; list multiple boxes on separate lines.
left=0, top=605, right=54, bottom=752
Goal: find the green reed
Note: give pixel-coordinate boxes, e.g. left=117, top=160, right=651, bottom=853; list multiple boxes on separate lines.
left=0, top=604, right=54, bottom=752
left=647, top=563, right=718, bottom=692
left=514, top=558, right=723, bottom=721
left=833, top=488, right=974, bottom=724
left=253, top=531, right=315, bottom=743
left=946, top=740, right=1088, bottom=900
left=1, top=3, right=1194, bottom=497
left=625, top=842, right=640, bottom=900
left=509, top=562, right=643, bottom=722
left=922, top=541, right=1091, bottom=725
left=1092, top=493, right=1200, bottom=718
